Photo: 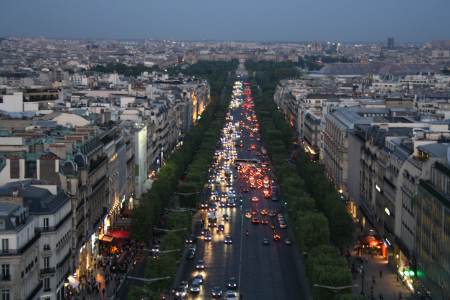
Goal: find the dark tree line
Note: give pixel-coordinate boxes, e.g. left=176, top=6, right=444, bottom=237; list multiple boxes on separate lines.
left=91, top=63, right=160, bottom=77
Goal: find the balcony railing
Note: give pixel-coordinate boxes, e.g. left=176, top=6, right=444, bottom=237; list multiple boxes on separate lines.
left=0, top=274, right=10, bottom=281
left=0, top=231, right=40, bottom=257
left=40, top=267, right=56, bottom=275
left=36, top=212, right=71, bottom=233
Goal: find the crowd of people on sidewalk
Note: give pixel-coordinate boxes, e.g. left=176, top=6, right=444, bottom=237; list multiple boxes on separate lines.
left=65, top=239, right=142, bottom=300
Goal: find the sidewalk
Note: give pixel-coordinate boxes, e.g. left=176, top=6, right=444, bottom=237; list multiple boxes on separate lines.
left=350, top=251, right=415, bottom=300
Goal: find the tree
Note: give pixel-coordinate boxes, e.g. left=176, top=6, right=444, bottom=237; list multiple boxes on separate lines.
left=306, top=245, right=353, bottom=300
left=296, top=212, right=330, bottom=251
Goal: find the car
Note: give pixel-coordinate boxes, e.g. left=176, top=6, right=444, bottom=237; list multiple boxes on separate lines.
left=220, top=201, right=227, bottom=208
left=273, top=233, right=281, bottom=241
left=189, top=282, right=201, bottom=294
left=227, top=277, right=238, bottom=289
left=225, top=290, right=239, bottom=299
left=284, top=238, right=292, bottom=245
left=217, top=224, right=225, bottom=233
left=151, top=244, right=160, bottom=254
left=204, top=233, right=212, bottom=241
left=195, top=259, right=205, bottom=270
left=224, top=235, right=233, bottom=244
left=193, top=274, right=203, bottom=284
left=186, top=249, right=196, bottom=260
left=174, top=281, right=188, bottom=298
left=260, top=209, right=268, bottom=216
left=268, top=210, right=277, bottom=217
left=279, top=222, right=288, bottom=229
left=223, top=214, right=230, bottom=222
left=262, top=238, right=270, bottom=245
left=251, top=209, right=258, bottom=215
left=211, top=286, right=223, bottom=298
left=200, top=202, right=208, bottom=209
left=179, top=281, right=189, bottom=290
left=208, top=203, right=217, bottom=211
left=251, top=196, right=259, bottom=202
left=251, top=217, right=260, bottom=224
left=185, top=235, right=196, bottom=244
left=261, top=219, right=269, bottom=225
left=244, top=211, right=252, bottom=219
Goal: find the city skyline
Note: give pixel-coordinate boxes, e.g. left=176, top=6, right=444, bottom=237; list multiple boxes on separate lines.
left=1, top=0, right=450, bottom=42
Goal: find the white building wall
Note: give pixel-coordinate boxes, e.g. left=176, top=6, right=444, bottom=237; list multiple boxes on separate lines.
left=0, top=92, right=23, bottom=112
left=134, top=126, right=148, bottom=198
left=23, top=102, right=40, bottom=111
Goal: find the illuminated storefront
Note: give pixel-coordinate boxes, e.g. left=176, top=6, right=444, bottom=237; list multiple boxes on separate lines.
left=392, top=247, right=415, bottom=292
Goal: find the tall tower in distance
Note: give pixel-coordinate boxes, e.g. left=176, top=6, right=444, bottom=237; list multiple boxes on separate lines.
left=387, top=37, right=395, bottom=49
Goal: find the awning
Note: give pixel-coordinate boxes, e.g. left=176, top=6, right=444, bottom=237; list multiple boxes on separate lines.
left=109, top=230, right=129, bottom=239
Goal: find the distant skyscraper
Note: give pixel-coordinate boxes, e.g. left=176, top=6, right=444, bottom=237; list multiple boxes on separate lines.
left=387, top=37, right=395, bottom=49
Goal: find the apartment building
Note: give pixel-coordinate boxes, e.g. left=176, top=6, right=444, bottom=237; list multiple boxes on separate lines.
left=0, top=202, right=40, bottom=300
left=0, top=181, right=72, bottom=300
left=414, top=145, right=450, bottom=299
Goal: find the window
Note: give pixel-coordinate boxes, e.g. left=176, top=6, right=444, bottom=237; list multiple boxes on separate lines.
left=9, top=159, right=19, bottom=179
left=43, top=244, right=50, bottom=251
left=1, top=289, right=9, bottom=300
left=1, top=239, right=8, bottom=253
left=25, top=161, right=37, bottom=178
left=44, top=277, right=50, bottom=291
left=1, top=265, right=9, bottom=281
left=43, top=256, right=50, bottom=269
left=43, top=218, right=49, bottom=230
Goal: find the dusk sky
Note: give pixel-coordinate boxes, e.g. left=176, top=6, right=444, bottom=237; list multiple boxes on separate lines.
left=0, top=0, right=449, bottom=42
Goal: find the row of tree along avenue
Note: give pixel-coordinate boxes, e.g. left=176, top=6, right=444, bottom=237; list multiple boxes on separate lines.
left=245, top=61, right=362, bottom=300
left=128, top=60, right=238, bottom=299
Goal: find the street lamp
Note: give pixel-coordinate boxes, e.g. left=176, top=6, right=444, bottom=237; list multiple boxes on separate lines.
left=313, top=283, right=358, bottom=290
left=313, top=283, right=358, bottom=297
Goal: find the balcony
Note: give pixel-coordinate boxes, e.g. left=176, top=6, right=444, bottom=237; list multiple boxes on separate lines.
left=0, top=231, right=40, bottom=257
left=0, top=274, right=10, bottom=281
left=40, top=267, right=56, bottom=275
left=37, top=212, right=71, bottom=234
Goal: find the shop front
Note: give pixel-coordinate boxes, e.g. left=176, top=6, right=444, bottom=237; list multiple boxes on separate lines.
left=355, top=233, right=388, bottom=258
left=392, top=246, right=415, bottom=292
